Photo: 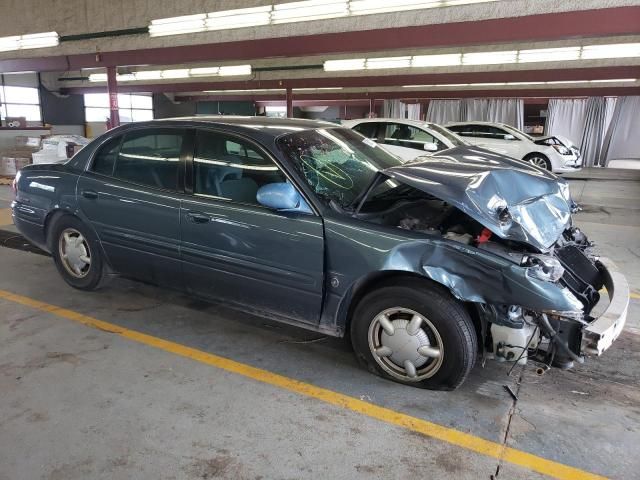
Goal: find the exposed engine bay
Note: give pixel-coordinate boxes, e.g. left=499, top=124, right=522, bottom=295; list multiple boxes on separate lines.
left=356, top=187, right=611, bottom=373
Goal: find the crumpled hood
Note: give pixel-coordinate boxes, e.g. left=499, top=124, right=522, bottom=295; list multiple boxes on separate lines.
left=383, top=146, right=572, bottom=251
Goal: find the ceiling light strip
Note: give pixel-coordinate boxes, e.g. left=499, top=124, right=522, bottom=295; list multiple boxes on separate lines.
left=88, top=65, right=252, bottom=83
left=323, top=42, right=640, bottom=71
left=0, top=31, right=59, bottom=52
left=149, top=0, right=501, bottom=36
left=401, top=79, right=638, bottom=88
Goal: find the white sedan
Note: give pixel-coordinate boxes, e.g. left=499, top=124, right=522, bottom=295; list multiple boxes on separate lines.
left=445, top=122, right=582, bottom=173
left=342, top=118, right=468, bottom=162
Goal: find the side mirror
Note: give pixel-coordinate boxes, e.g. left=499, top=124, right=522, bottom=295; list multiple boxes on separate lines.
left=257, top=182, right=313, bottom=214
left=504, top=134, right=516, bottom=140
left=423, top=142, right=439, bottom=152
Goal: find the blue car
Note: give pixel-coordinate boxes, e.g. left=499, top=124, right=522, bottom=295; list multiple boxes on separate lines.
left=11, top=117, right=628, bottom=390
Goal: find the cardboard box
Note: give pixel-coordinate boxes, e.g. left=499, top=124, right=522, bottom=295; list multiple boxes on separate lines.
left=0, top=155, right=31, bottom=176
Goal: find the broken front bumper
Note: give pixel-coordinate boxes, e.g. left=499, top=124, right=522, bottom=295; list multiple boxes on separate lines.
left=581, top=257, right=629, bottom=356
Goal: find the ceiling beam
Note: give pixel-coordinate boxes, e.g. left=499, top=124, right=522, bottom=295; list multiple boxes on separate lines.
left=2, top=6, right=639, bottom=73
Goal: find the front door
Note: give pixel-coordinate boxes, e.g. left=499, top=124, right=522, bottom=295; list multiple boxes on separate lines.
left=180, top=129, right=324, bottom=325
left=77, top=127, right=189, bottom=289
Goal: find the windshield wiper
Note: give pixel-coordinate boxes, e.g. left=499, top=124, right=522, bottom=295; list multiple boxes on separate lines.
left=347, top=171, right=387, bottom=214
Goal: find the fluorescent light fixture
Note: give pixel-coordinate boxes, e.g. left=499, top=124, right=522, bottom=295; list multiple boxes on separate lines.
left=323, top=58, right=366, bottom=71
left=206, top=6, right=272, bottom=30
left=88, top=73, right=108, bottom=82
left=117, top=73, right=136, bottom=82
left=366, top=56, right=412, bottom=69
left=412, top=53, right=462, bottom=67
left=146, top=1, right=510, bottom=37
left=589, top=78, right=637, bottom=83
left=271, top=0, right=349, bottom=23
left=161, top=69, right=190, bottom=79
left=218, top=65, right=252, bottom=76
left=189, top=67, right=221, bottom=76
left=400, top=79, right=638, bottom=89
left=0, top=31, right=58, bottom=52
left=581, top=43, right=640, bottom=59
left=294, top=87, right=344, bottom=91
left=203, top=89, right=284, bottom=93
left=134, top=70, right=163, bottom=80
left=462, top=50, right=517, bottom=65
left=349, top=0, right=499, bottom=15
left=518, top=47, right=580, bottom=63
left=149, top=14, right=206, bottom=37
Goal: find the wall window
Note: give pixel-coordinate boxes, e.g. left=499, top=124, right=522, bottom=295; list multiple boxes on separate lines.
left=0, top=80, right=42, bottom=124
left=84, top=93, right=154, bottom=123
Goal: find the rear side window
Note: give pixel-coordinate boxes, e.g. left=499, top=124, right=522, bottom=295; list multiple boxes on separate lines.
left=352, top=122, right=378, bottom=139
left=383, top=123, right=446, bottom=151
left=113, top=129, right=185, bottom=191
left=193, top=130, right=286, bottom=205
left=91, top=136, right=121, bottom=176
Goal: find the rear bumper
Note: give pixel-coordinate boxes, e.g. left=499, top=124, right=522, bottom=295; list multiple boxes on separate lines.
left=581, top=257, right=629, bottom=356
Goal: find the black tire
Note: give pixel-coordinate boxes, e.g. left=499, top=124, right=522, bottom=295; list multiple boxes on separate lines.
left=524, top=153, right=551, bottom=171
left=350, top=279, right=477, bottom=390
left=50, top=215, right=108, bottom=291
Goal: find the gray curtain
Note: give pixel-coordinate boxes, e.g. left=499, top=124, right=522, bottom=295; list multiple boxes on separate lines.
left=601, top=96, right=640, bottom=166
left=406, top=103, right=421, bottom=120
left=486, top=98, right=524, bottom=130
left=383, top=100, right=404, bottom=118
left=579, top=97, right=620, bottom=167
left=462, top=99, right=488, bottom=122
left=425, top=100, right=462, bottom=124
left=545, top=99, right=588, bottom=146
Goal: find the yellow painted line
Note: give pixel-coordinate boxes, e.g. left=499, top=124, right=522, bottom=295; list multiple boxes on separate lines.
left=0, top=208, right=12, bottom=227
left=0, top=289, right=607, bottom=480
left=630, top=292, right=640, bottom=300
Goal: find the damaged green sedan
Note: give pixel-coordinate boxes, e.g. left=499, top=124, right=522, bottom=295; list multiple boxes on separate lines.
left=11, top=117, right=629, bottom=390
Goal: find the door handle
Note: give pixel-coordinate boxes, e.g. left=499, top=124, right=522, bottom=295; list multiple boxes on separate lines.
left=81, top=189, right=98, bottom=199
left=187, top=212, right=210, bottom=224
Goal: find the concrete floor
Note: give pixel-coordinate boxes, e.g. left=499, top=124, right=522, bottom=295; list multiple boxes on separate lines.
left=0, top=170, right=639, bottom=480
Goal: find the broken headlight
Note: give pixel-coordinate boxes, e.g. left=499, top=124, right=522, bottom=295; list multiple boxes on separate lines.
left=552, top=145, right=572, bottom=155
left=521, top=254, right=565, bottom=282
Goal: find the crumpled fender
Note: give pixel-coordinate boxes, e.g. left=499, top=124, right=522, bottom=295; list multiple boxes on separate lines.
left=382, top=238, right=583, bottom=312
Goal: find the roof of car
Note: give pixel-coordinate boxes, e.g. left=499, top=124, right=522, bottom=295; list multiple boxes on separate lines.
left=343, top=118, right=438, bottom=129
left=445, top=121, right=509, bottom=127
left=109, top=116, right=340, bottom=139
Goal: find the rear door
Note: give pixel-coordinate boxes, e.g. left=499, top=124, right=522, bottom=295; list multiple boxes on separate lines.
left=180, top=129, right=325, bottom=325
left=77, top=127, right=190, bottom=289
left=449, top=124, right=522, bottom=158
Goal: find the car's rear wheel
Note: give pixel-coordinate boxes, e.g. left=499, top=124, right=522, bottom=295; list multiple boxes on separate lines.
left=524, top=153, right=551, bottom=170
left=51, top=215, right=108, bottom=290
left=351, top=280, right=477, bottom=390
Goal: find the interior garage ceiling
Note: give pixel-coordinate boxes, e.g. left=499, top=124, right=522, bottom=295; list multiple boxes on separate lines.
left=1, top=0, right=639, bottom=101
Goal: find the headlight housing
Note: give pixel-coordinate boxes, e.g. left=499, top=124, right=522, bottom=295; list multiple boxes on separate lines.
left=552, top=145, right=571, bottom=155
left=521, top=254, right=565, bottom=282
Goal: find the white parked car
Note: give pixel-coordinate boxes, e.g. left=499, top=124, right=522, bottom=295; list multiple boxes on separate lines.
left=342, top=118, right=468, bottom=162
left=445, top=122, right=582, bottom=173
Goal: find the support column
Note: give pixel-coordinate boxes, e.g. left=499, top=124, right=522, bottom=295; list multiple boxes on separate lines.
left=106, top=66, right=120, bottom=129
left=286, top=87, right=293, bottom=118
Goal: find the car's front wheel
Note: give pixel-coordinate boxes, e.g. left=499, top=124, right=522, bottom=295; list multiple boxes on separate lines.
left=51, top=215, right=108, bottom=291
left=524, top=153, right=551, bottom=170
left=351, top=279, right=477, bottom=390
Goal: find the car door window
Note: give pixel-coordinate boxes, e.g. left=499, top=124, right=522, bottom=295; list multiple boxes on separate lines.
left=91, top=135, right=122, bottom=176
left=383, top=123, right=445, bottom=151
left=113, top=129, right=185, bottom=191
left=194, top=130, right=287, bottom=205
left=478, top=125, right=516, bottom=140
left=352, top=122, right=378, bottom=139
